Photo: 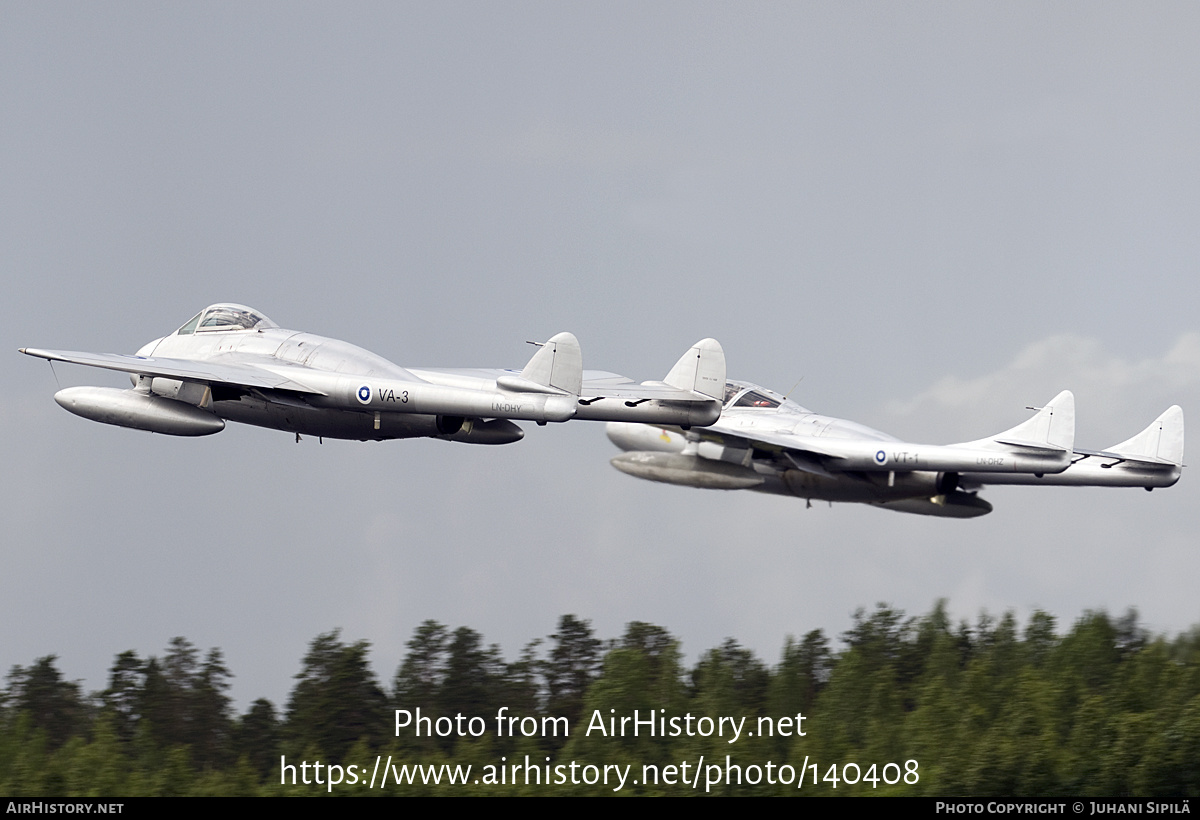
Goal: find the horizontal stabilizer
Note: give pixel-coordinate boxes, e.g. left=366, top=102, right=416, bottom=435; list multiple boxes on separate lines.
left=960, top=403, right=1182, bottom=487
left=1104, top=405, right=1185, bottom=466
left=662, top=338, right=725, bottom=400
left=516, top=332, right=582, bottom=395
left=964, top=390, right=1075, bottom=452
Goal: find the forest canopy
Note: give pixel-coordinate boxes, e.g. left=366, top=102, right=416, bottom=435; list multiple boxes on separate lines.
left=3, top=603, right=1199, bottom=796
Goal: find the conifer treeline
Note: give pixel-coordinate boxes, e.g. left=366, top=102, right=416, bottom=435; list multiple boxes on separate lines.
left=2, top=604, right=1199, bottom=795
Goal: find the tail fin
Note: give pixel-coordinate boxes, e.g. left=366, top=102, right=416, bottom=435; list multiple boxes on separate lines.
left=1107, top=405, right=1184, bottom=465
left=662, top=338, right=725, bottom=400
left=963, top=390, right=1075, bottom=452
left=514, top=331, right=582, bottom=395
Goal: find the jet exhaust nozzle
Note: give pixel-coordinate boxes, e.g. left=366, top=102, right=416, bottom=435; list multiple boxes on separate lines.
left=437, top=417, right=524, bottom=445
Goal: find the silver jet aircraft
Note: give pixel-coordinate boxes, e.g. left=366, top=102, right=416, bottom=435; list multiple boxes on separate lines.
left=607, top=380, right=1184, bottom=517
left=21, top=303, right=726, bottom=444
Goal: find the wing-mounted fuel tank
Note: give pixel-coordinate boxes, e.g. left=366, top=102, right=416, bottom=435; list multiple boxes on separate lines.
left=610, top=451, right=764, bottom=490
left=606, top=422, right=762, bottom=488
left=53, top=387, right=224, bottom=436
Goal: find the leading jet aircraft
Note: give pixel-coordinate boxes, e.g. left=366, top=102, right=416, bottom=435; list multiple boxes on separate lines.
left=21, top=303, right=726, bottom=444
left=607, top=380, right=1184, bottom=517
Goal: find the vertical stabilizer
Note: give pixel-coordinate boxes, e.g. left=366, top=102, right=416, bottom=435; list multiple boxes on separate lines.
left=963, top=390, right=1075, bottom=452
left=662, top=338, right=725, bottom=400
left=519, top=332, right=582, bottom=395
left=1107, top=405, right=1184, bottom=465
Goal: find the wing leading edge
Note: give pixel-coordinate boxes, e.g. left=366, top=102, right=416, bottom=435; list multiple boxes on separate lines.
left=19, top=348, right=325, bottom=394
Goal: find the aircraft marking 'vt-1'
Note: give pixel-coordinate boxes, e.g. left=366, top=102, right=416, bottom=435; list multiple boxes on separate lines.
left=607, top=380, right=1184, bottom=518
left=21, top=304, right=726, bottom=444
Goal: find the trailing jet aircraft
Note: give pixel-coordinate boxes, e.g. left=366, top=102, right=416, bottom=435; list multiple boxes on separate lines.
left=21, top=303, right=725, bottom=444
left=607, top=379, right=1184, bottom=518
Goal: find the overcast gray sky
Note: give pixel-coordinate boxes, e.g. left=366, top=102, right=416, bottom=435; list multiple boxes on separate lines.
left=3, top=2, right=1198, bottom=710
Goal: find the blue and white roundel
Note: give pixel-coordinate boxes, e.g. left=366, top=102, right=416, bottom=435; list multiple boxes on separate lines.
left=874, top=449, right=887, bottom=464
left=356, top=384, right=372, bottom=405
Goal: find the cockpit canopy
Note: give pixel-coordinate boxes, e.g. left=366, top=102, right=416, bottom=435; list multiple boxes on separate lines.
left=175, top=304, right=278, bottom=335
left=722, top=380, right=810, bottom=413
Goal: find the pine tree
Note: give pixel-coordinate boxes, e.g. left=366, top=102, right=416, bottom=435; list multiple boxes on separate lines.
left=5, top=656, right=86, bottom=751
left=543, top=615, right=601, bottom=728
left=286, top=630, right=388, bottom=761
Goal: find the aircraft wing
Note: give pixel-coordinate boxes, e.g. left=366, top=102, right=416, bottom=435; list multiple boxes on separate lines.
left=18, top=348, right=326, bottom=394
left=681, top=421, right=868, bottom=479
left=411, top=369, right=721, bottom=400
left=691, top=421, right=850, bottom=460
left=421, top=370, right=721, bottom=402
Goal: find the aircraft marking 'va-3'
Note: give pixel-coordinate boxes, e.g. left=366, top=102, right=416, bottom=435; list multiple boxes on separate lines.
left=21, top=303, right=726, bottom=444
left=607, top=380, right=1184, bottom=518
